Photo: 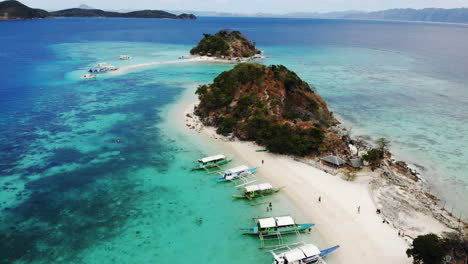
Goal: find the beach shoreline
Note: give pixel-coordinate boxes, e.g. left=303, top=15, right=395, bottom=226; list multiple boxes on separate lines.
left=168, top=88, right=465, bottom=263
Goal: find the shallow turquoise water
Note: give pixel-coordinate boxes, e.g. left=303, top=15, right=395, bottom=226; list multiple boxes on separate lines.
left=2, top=17, right=468, bottom=263
left=262, top=46, right=468, bottom=217
left=1, top=42, right=326, bottom=264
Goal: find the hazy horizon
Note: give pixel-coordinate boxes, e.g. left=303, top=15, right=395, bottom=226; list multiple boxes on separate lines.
left=19, top=0, right=468, bottom=13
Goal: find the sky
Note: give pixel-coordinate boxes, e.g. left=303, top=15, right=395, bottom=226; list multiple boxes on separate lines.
left=22, top=0, right=468, bottom=13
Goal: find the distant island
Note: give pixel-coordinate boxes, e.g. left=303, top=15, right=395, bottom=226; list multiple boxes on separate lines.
left=0, top=0, right=50, bottom=20
left=190, top=30, right=260, bottom=58
left=341, top=8, right=468, bottom=24
left=194, top=63, right=347, bottom=156
left=51, top=8, right=196, bottom=19
left=0, top=0, right=196, bottom=20
left=173, top=8, right=468, bottom=24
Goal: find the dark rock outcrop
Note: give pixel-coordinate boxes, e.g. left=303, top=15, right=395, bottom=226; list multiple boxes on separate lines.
left=190, top=30, right=260, bottom=58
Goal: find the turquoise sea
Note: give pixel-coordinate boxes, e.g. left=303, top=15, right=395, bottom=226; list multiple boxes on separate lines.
left=0, top=17, right=467, bottom=263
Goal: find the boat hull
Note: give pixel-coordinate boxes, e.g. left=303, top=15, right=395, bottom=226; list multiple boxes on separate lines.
left=232, top=188, right=282, bottom=200
left=240, top=223, right=314, bottom=235
left=192, top=158, right=232, bottom=170
left=215, top=167, right=258, bottom=182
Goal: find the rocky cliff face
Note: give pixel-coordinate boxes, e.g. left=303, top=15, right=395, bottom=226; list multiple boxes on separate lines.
left=190, top=30, right=260, bottom=58
left=195, top=63, right=347, bottom=156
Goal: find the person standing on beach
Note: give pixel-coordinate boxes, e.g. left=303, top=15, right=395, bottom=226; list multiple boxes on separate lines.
left=262, top=160, right=264, bottom=165
left=358, top=206, right=360, bottom=214
left=318, top=196, right=321, bottom=203
left=269, top=202, right=272, bottom=211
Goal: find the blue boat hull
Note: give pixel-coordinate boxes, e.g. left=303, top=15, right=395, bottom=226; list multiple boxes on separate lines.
left=240, top=223, right=314, bottom=235
left=215, top=167, right=258, bottom=182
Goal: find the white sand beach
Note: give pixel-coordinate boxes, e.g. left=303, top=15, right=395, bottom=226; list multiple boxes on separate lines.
left=168, top=92, right=456, bottom=264
left=112, top=56, right=256, bottom=76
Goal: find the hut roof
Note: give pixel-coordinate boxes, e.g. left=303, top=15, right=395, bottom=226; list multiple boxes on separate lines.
left=320, top=155, right=346, bottom=166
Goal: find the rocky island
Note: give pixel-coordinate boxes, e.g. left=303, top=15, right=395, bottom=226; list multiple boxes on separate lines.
left=195, top=63, right=347, bottom=156
left=190, top=30, right=261, bottom=59
left=0, top=0, right=50, bottom=20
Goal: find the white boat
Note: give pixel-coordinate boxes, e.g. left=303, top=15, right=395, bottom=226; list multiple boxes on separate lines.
left=119, top=55, right=132, bottom=60
left=192, top=154, right=232, bottom=170
left=215, top=165, right=258, bottom=182
left=88, top=63, right=119, bottom=73
left=270, top=242, right=340, bottom=264
left=81, top=73, right=97, bottom=79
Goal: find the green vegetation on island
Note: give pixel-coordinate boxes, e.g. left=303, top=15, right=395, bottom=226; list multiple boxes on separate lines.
left=195, top=63, right=347, bottom=156
left=0, top=0, right=50, bottom=20
left=51, top=8, right=196, bottom=19
left=190, top=30, right=260, bottom=58
left=406, top=233, right=468, bottom=264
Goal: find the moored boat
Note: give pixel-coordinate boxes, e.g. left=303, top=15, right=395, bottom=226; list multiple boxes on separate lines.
left=88, top=63, right=119, bottom=73
left=233, top=183, right=282, bottom=200
left=240, top=216, right=314, bottom=235
left=81, top=73, right=97, bottom=79
left=269, top=242, right=340, bottom=264
left=215, top=165, right=258, bottom=182
left=119, top=55, right=132, bottom=60
left=192, top=154, right=232, bottom=170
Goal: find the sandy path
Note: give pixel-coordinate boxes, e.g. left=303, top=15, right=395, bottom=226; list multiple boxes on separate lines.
left=221, top=140, right=411, bottom=264
left=112, top=56, right=241, bottom=75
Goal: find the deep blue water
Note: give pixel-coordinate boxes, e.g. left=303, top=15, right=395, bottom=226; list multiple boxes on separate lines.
left=1, top=17, right=467, bottom=263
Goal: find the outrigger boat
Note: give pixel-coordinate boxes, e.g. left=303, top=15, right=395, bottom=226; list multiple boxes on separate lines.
left=192, top=154, right=232, bottom=171
left=233, top=183, right=282, bottom=200
left=81, top=73, right=97, bottom=79
left=215, top=165, right=258, bottom=182
left=88, top=63, right=118, bottom=73
left=241, top=216, right=314, bottom=248
left=119, top=55, right=132, bottom=60
left=269, top=242, right=340, bottom=264
left=240, top=216, right=314, bottom=235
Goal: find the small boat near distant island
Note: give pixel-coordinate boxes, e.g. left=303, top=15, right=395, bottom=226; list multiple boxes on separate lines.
left=88, top=63, right=118, bottom=73
left=233, top=183, right=282, bottom=200
left=269, top=242, right=340, bottom=264
left=192, top=154, right=232, bottom=170
left=119, top=55, right=132, bottom=60
left=215, top=165, right=258, bottom=182
left=81, top=73, right=97, bottom=79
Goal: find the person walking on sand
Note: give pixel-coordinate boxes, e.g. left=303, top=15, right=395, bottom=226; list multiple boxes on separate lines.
left=357, top=206, right=360, bottom=214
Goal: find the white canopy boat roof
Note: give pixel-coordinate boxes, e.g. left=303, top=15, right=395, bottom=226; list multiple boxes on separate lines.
left=198, top=154, right=226, bottom=163
left=244, top=183, right=273, bottom=192
left=258, top=218, right=277, bottom=228
left=275, top=216, right=295, bottom=226
left=257, top=216, right=296, bottom=228
left=224, top=165, right=248, bottom=174
left=272, top=243, right=321, bottom=263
